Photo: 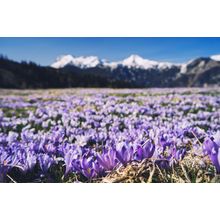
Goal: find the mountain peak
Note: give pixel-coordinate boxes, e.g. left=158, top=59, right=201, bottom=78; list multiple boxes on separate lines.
left=51, top=54, right=101, bottom=69
left=121, top=55, right=177, bottom=70
left=125, top=54, right=145, bottom=61
left=210, top=54, right=220, bottom=61
left=121, top=55, right=158, bottom=69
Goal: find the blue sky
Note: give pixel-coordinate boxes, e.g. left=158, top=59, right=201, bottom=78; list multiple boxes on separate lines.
left=0, top=37, right=220, bottom=66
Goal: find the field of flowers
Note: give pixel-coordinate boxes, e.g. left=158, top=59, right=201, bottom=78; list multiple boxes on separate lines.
left=1, top=88, right=220, bottom=183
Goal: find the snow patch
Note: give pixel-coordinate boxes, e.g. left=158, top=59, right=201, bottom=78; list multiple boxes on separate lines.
left=180, top=59, right=194, bottom=74
left=210, top=54, right=220, bottom=62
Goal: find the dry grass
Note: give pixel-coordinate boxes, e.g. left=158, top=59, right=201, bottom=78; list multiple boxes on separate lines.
left=96, top=154, right=216, bottom=183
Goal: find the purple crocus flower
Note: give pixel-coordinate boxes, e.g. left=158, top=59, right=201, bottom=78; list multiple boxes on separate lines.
left=155, top=159, right=170, bottom=169
left=135, top=140, right=155, bottom=161
left=173, top=148, right=186, bottom=161
left=43, top=143, right=57, bottom=155
left=0, top=166, right=8, bottom=182
left=7, top=131, right=18, bottom=144
left=203, top=133, right=220, bottom=155
left=21, top=150, right=37, bottom=172
left=0, top=149, right=19, bottom=182
left=158, top=135, right=173, bottom=149
left=80, top=157, right=96, bottom=179
left=210, top=148, right=220, bottom=173
left=26, top=153, right=37, bottom=171
left=72, top=158, right=81, bottom=173
left=64, top=150, right=76, bottom=175
left=92, top=161, right=104, bottom=176
left=38, top=154, right=54, bottom=173
left=116, top=145, right=134, bottom=166
left=203, top=131, right=220, bottom=173
left=0, top=151, right=10, bottom=182
left=96, top=148, right=117, bottom=171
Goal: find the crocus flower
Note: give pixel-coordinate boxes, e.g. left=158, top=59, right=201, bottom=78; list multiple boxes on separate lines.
left=210, top=147, right=220, bottom=173
left=116, top=145, right=134, bottom=166
left=92, top=161, right=104, bottom=176
left=0, top=149, right=19, bottom=182
left=135, top=140, right=155, bottom=161
left=203, top=131, right=220, bottom=155
left=64, top=149, right=77, bottom=175
left=203, top=131, right=220, bottom=173
left=43, top=143, right=57, bottom=155
left=155, top=159, right=170, bottom=169
left=19, top=150, right=37, bottom=172
left=0, top=151, right=10, bottom=182
left=158, top=135, right=173, bottom=150
left=38, top=154, right=54, bottom=173
left=7, top=131, right=18, bottom=144
left=96, top=148, right=117, bottom=171
left=173, top=148, right=186, bottom=161
left=80, top=157, right=96, bottom=179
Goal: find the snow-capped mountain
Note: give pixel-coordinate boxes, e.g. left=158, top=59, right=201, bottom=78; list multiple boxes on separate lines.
left=119, top=54, right=175, bottom=70
left=175, top=56, right=220, bottom=87
left=51, top=55, right=102, bottom=69
left=51, top=54, right=179, bottom=70
left=210, top=54, right=220, bottom=61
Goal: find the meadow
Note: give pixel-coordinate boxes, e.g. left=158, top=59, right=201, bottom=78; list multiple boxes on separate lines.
left=1, top=88, right=220, bottom=183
